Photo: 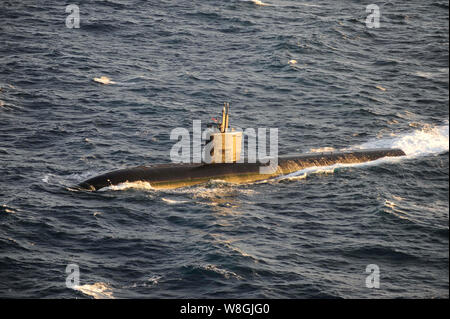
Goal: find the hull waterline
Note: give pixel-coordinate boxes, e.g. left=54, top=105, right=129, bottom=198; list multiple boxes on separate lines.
left=78, top=148, right=406, bottom=191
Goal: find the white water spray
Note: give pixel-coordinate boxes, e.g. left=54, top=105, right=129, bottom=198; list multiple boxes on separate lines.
left=279, top=124, right=449, bottom=181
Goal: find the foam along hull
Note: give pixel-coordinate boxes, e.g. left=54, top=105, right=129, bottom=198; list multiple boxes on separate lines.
left=78, top=148, right=405, bottom=191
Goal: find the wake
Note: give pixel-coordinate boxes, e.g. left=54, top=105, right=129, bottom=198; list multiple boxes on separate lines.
left=278, top=123, right=449, bottom=181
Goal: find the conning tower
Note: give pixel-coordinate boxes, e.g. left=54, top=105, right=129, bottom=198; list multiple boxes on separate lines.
left=208, top=102, right=243, bottom=164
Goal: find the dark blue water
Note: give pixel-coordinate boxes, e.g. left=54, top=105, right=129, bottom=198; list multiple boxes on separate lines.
left=0, top=0, right=448, bottom=298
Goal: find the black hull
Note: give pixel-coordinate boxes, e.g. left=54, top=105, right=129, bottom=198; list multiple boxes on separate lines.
left=78, top=148, right=405, bottom=190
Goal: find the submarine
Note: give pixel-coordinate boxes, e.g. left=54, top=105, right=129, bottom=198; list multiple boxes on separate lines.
left=79, top=104, right=406, bottom=191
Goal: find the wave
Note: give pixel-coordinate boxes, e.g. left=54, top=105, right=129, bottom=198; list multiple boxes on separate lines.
left=240, top=0, right=321, bottom=8
left=248, top=0, right=271, bottom=6
left=161, top=197, right=190, bottom=204
left=185, top=264, right=243, bottom=280
left=343, top=245, right=419, bottom=261
left=201, top=264, right=243, bottom=280
left=309, top=146, right=336, bottom=153
left=103, top=181, right=154, bottom=191
left=1, top=204, right=17, bottom=214
left=122, top=275, right=162, bottom=289
left=382, top=198, right=448, bottom=232
left=72, top=282, right=114, bottom=299
left=42, top=171, right=101, bottom=189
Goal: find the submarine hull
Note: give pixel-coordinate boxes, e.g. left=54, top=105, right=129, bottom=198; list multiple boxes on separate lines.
left=78, top=148, right=405, bottom=191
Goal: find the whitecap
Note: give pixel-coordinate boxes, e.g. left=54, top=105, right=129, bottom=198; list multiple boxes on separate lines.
left=201, top=264, right=243, bottom=280
left=162, top=197, right=190, bottom=204
left=93, top=76, right=116, bottom=85
left=251, top=0, right=270, bottom=6
left=103, top=181, right=154, bottom=191
left=73, top=282, right=114, bottom=299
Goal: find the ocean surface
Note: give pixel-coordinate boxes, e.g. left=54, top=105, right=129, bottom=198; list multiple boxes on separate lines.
left=0, top=0, right=448, bottom=298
